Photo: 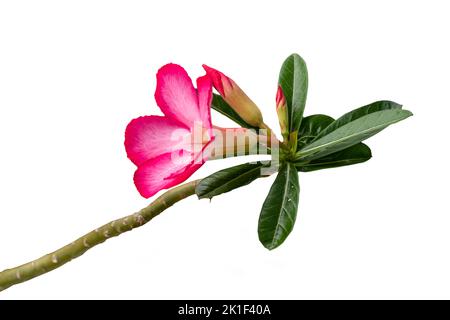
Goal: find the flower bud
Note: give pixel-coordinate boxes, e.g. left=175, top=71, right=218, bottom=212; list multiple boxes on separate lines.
left=203, top=65, right=264, bottom=128
left=276, top=86, right=289, bottom=139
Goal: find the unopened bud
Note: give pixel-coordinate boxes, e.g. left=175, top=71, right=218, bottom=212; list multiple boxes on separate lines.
left=276, top=86, right=288, bottom=139
left=203, top=65, right=264, bottom=128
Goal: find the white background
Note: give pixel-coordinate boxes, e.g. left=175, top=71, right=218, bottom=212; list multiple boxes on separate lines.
left=0, top=0, right=449, bottom=299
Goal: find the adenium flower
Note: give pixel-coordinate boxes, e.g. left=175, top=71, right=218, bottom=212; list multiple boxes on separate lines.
left=125, top=64, right=214, bottom=198
left=0, top=54, right=412, bottom=292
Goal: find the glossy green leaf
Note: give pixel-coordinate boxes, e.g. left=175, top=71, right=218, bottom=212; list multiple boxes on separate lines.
left=313, top=100, right=402, bottom=141
left=297, top=108, right=412, bottom=161
left=211, top=94, right=257, bottom=129
left=278, top=53, right=308, bottom=133
left=296, top=114, right=372, bottom=171
left=296, top=142, right=372, bottom=172
left=196, top=161, right=272, bottom=199
left=258, top=162, right=299, bottom=250
left=297, top=114, right=335, bottom=150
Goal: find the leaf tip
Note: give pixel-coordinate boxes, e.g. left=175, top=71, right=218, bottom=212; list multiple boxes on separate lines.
left=259, top=239, right=282, bottom=250
left=264, top=244, right=277, bottom=251
left=196, top=194, right=209, bottom=200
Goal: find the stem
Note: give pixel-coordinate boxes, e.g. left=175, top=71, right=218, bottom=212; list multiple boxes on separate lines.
left=0, top=180, right=199, bottom=292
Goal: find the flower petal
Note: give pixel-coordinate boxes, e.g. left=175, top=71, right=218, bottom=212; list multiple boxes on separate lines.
left=125, top=115, right=191, bottom=166
left=155, top=63, right=201, bottom=127
left=133, top=152, right=202, bottom=198
left=196, top=74, right=213, bottom=133
left=165, top=139, right=214, bottom=181
left=202, top=64, right=232, bottom=96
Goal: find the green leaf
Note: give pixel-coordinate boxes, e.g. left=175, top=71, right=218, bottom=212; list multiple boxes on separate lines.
left=297, top=108, right=412, bottom=161
left=196, top=161, right=272, bottom=199
left=297, top=142, right=372, bottom=172
left=258, top=162, right=299, bottom=250
left=278, top=53, right=308, bottom=133
left=313, top=100, right=402, bottom=141
left=297, top=114, right=335, bottom=150
left=211, top=94, right=257, bottom=129
left=296, top=114, right=372, bottom=171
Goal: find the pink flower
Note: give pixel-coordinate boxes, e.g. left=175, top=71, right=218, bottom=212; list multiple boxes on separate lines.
left=125, top=64, right=214, bottom=198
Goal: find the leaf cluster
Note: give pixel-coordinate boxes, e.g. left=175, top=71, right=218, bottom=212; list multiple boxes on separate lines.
left=198, top=54, right=412, bottom=249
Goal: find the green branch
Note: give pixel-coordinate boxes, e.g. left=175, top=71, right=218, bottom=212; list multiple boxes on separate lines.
left=0, top=180, right=199, bottom=292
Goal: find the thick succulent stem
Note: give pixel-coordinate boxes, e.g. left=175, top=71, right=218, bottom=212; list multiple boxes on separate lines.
left=0, top=180, right=199, bottom=292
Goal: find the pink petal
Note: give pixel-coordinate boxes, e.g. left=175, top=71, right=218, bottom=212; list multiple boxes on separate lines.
left=155, top=63, right=201, bottom=127
left=125, top=115, right=191, bottom=166
left=133, top=152, right=202, bottom=198
left=202, top=64, right=234, bottom=97
left=165, top=139, right=214, bottom=181
left=196, top=74, right=213, bottom=134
